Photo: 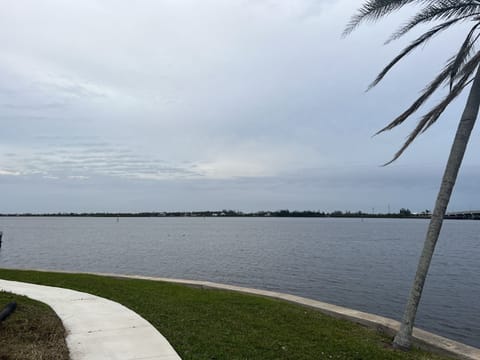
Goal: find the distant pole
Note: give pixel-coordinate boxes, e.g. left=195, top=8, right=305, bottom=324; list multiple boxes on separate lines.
left=0, top=231, right=3, bottom=248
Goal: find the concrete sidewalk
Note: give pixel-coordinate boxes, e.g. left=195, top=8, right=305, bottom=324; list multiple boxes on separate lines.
left=0, top=279, right=181, bottom=360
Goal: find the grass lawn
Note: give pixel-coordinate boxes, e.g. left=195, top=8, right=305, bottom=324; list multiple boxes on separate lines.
left=0, top=268, right=453, bottom=360
left=0, top=291, right=69, bottom=360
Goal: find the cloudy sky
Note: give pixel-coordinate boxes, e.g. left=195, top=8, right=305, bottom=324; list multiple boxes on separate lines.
left=1, top=0, right=479, bottom=213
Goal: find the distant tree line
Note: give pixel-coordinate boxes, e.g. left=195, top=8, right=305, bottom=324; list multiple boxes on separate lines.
left=0, top=208, right=434, bottom=219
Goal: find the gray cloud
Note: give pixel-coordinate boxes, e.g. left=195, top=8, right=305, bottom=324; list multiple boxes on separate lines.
left=0, top=0, right=478, bottom=212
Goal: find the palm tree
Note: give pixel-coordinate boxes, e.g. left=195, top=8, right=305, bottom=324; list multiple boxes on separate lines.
left=344, top=0, right=480, bottom=350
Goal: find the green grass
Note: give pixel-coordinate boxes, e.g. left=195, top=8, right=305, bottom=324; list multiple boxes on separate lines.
left=0, top=291, right=69, bottom=360
left=0, top=268, right=453, bottom=360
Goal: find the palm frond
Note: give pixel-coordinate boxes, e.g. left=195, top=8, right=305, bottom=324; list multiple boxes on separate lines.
left=369, top=19, right=461, bottom=90
left=388, top=1, right=480, bottom=42
left=343, top=0, right=426, bottom=36
left=449, top=23, right=480, bottom=90
left=456, top=49, right=480, bottom=79
left=422, top=66, right=477, bottom=132
left=374, top=64, right=452, bottom=135
left=383, top=79, right=469, bottom=165
left=347, top=0, right=480, bottom=164
left=382, top=52, right=480, bottom=165
left=375, top=41, right=480, bottom=136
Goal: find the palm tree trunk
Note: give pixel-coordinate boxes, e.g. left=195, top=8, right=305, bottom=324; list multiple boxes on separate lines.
left=393, top=65, right=480, bottom=350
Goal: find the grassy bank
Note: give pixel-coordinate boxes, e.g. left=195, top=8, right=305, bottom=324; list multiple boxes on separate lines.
left=0, top=291, right=69, bottom=360
left=0, top=268, right=452, bottom=360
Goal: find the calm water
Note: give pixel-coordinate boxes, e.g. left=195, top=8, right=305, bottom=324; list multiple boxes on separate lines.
left=0, top=217, right=478, bottom=347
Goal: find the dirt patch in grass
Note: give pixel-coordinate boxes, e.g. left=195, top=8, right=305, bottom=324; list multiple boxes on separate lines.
left=0, top=291, right=69, bottom=360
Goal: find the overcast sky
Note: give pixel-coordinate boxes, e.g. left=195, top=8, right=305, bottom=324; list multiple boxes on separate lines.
left=1, top=0, right=479, bottom=213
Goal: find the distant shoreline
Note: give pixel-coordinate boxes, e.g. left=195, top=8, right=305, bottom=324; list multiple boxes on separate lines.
left=0, top=211, right=478, bottom=220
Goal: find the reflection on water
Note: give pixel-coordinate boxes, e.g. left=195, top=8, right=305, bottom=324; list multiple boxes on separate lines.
left=0, top=216, right=478, bottom=347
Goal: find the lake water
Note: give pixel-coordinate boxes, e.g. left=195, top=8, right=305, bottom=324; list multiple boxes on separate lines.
left=0, top=216, right=478, bottom=348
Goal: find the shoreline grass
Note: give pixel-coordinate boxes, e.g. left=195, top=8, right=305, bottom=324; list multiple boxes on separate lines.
left=0, top=268, right=453, bottom=360
left=0, top=290, right=69, bottom=360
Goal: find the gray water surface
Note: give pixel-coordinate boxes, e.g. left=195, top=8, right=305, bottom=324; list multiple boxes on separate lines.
left=0, top=217, right=478, bottom=347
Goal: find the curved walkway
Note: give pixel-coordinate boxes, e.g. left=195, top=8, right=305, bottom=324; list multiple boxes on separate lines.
left=0, top=279, right=181, bottom=360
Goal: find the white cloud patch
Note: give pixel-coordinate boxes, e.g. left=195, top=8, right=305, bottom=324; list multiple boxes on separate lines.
left=0, top=169, right=21, bottom=176
left=0, top=139, right=203, bottom=181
